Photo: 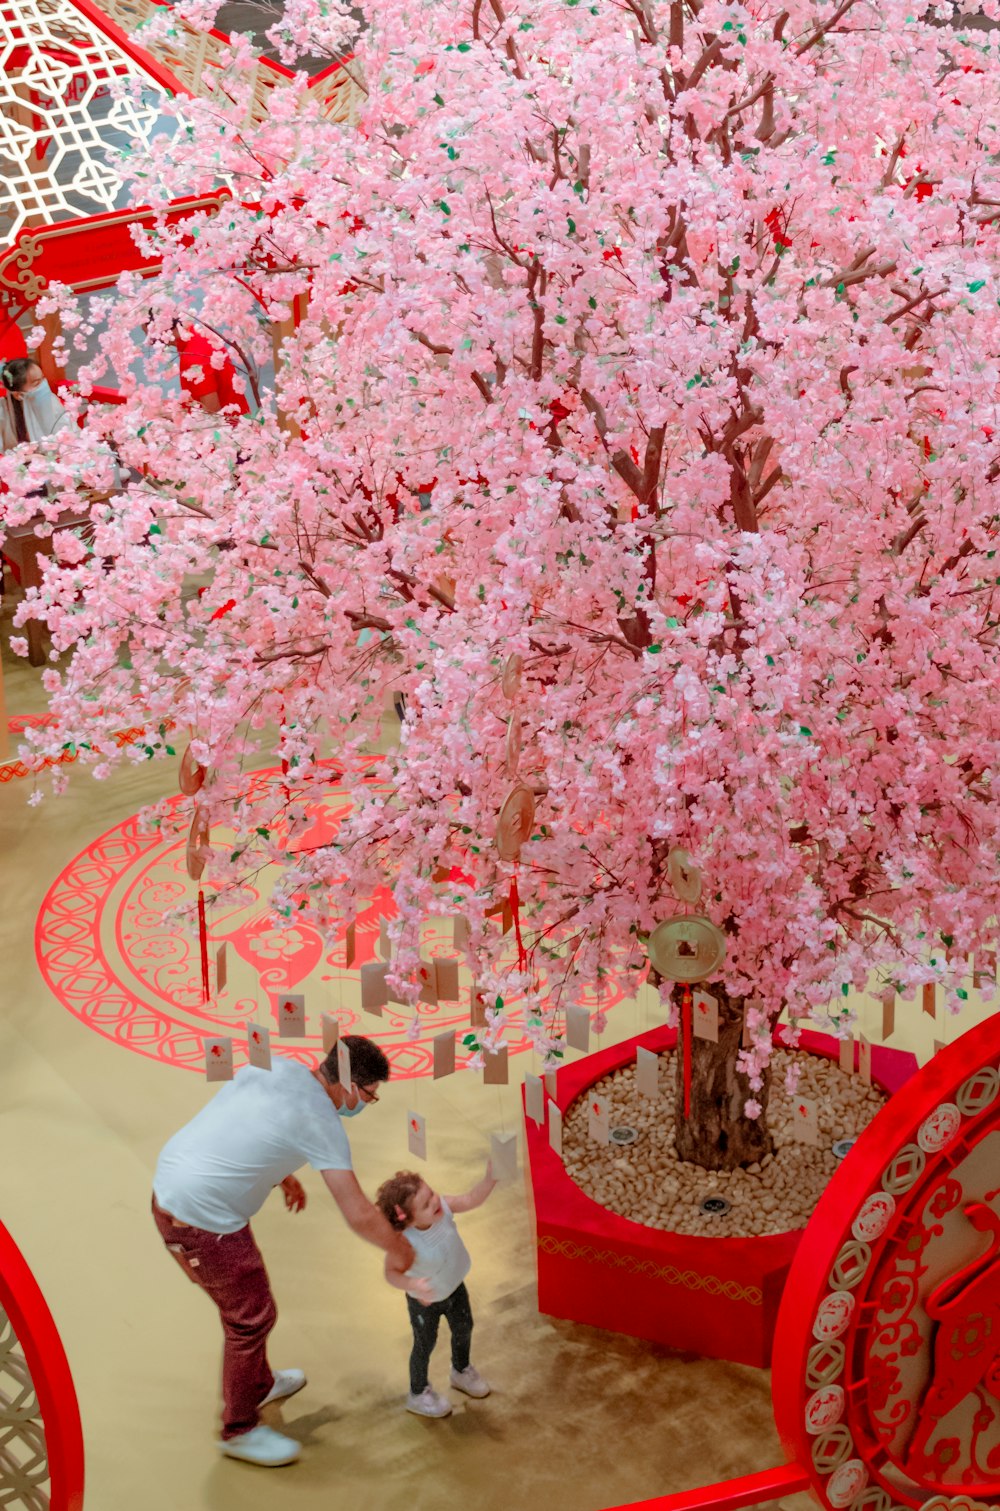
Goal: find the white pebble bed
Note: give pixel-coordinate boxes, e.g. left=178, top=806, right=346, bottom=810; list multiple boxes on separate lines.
left=562, top=1049, right=886, bottom=1237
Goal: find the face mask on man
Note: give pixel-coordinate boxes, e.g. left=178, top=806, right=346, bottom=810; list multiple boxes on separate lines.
left=337, top=1086, right=368, bottom=1118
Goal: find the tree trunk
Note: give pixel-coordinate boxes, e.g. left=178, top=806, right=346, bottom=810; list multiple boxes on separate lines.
left=674, top=983, right=774, bottom=1171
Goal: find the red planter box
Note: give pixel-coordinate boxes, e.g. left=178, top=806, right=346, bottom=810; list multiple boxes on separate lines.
left=523, top=1023, right=917, bottom=1368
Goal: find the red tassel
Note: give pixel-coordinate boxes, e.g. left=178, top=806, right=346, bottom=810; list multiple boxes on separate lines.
left=198, top=888, right=210, bottom=1002
left=509, top=877, right=527, bottom=972
left=682, top=983, right=693, bottom=1118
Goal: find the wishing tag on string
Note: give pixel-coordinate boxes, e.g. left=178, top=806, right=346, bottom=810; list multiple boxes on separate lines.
left=544, top=1070, right=557, bottom=1100
left=277, top=993, right=306, bottom=1038
left=790, top=1096, right=819, bottom=1146
left=433, top=1029, right=455, bottom=1080
left=483, top=1046, right=509, bottom=1085
left=491, top=1132, right=518, bottom=1182
left=692, top=990, right=719, bottom=1043
left=933, top=1038, right=945, bottom=1056
left=524, top=1073, right=544, bottom=1125
left=453, top=916, right=471, bottom=951
left=215, top=942, right=228, bottom=996
left=839, top=1035, right=854, bottom=1074
left=471, top=985, right=488, bottom=1028
left=321, top=1012, right=339, bottom=1053
left=378, top=919, right=392, bottom=962
left=636, top=1045, right=659, bottom=1097
left=881, top=990, right=895, bottom=1039
left=345, top=922, right=357, bottom=968
left=565, top=1004, right=591, bottom=1053
left=922, top=982, right=936, bottom=1019
left=336, top=1038, right=352, bottom=1092
left=433, top=958, right=460, bottom=1002
left=407, top=1110, right=427, bottom=1161
left=418, top=962, right=438, bottom=1006
left=204, top=1036, right=234, bottom=1082
left=859, top=1035, right=872, bottom=1086
left=548, top=1102, right=563, bottom=1159
left=247, top=1023, right=271, bottom=1070
left=360, top=962, right=387, bottom=1014
left=588, top=1094, right=610, bottom=1145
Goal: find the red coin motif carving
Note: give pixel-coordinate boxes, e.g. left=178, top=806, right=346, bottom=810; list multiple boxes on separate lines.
left=35, top=767, right=626, bottom=1079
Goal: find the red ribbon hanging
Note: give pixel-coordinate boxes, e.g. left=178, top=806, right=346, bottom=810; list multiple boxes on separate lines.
left=681, top=983, right=693, bottom=1118
left=198, top=888, right=210, bottom=1003
left=509, top=876, right=527, bottom=973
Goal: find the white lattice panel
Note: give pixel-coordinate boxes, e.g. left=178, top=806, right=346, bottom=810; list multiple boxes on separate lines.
left=0, top=0, right=167, bottom=242
left=0, top=1307, right=48, bottom=1511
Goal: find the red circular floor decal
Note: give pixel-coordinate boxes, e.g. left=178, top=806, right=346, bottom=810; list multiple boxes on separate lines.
left=36, top=768, right=625, bottom=1078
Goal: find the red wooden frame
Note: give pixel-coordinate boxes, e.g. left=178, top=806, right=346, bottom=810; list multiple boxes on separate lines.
left=0, top=1219, right=84, bottom=1510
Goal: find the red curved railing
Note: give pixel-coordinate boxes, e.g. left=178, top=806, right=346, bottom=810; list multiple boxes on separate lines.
left=0, top=1219, right=85, bottom=1510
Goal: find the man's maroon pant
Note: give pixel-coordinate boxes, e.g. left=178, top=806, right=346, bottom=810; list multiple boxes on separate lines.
left=152, top=1197, right=276, bottom=1439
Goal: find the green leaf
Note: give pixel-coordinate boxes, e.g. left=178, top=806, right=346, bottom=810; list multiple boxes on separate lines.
left=799, top=726, right=812, bottom=736
left=968, top=280, right=986, bottom=292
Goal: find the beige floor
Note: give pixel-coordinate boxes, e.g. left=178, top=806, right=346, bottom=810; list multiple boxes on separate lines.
left=0, top=639, right=990, bottom=1511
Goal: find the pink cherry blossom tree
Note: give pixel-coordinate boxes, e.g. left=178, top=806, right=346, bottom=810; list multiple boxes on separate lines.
left=6, top=0, right=1000, bottom=1168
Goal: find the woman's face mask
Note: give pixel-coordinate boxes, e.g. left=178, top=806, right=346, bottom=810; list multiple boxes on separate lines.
left=21, top=378, right=50, bottom=403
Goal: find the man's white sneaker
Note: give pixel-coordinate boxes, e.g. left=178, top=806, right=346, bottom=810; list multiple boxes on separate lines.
left=406, top=1387, right=453, bottom=1418
left=218, top=1425, right=301, bottom=1466
left=450, top=1365, right=491, bottom=1398
left=261, top=1369, right=307, bottom=1406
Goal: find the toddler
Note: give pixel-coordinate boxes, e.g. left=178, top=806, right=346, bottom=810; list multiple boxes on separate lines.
left=376, top=1162, right=496, bottom=1418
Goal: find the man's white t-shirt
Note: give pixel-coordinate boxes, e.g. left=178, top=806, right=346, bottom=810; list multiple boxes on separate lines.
left=404, top=1200, right=471, bottom=1303
left=153, top=1060, right=352, bottom=1234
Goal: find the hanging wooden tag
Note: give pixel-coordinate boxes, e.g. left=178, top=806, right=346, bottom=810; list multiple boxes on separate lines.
left=247, top=1023, right=272, bottom=1070
left=859, top=1035, right=872, bottom=1086
left=839, top=1034, right=854, bottom=1074
left=491, top=1132, right=518, bottom=1181
left=880, top=989, right=895, bottom=1039
left=337, top=1038, right=352, bottom=1091
left=922, top=982, right=936, bottom=1018
left=345, top=922, right=357, bottom=968
left=790, top=1095, right=819, bottom=1146
left=433, top=1029, right=455, bottom=1079
left=483, top=1046, right=509, bottom=1085
left=471, top=985, right=488, bottom=1027
left=417, top=962, right=438, bottom=1005
left=636, top=1045, right=659, bottom=1097
left=588, top=1094, right=610, bottom=1145
left=548, top=1102, right=563, bottom=1158
left=407, top=1110, right=427, bottom=1160
left=277, top=993, right=306, bottom=1037
left=360, top=962, right=388, bottom=1014
left=321, top=1012, right=339, bottom=1053
left=692, top=990, right=719, bottom=1043
left=204, top=1036, right=234, bottom=1082
left=453, top=916, right=471, bottom=951
left=565, top=1004, right=590, bottom=1053
left=433, top=957, right=460, bottom=1002
left=215, top=942, right=228, bottom=996
left=524, top=1073, right=544, bottom=1124
left=378, top=919, right=392, bottom=962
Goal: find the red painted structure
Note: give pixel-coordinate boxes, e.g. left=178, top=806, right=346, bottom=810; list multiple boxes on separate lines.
left=598, top=1013, right=1000, bottom=1511
left=525, top=1022, right=917, bottom=1369
left=0, top=1219, right=84, bottom=1510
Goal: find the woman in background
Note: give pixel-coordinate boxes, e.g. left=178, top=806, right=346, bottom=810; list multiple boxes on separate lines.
left=0, top=357, right=71, bottom=449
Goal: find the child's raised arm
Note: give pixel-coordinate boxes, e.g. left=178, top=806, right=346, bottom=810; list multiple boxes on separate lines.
left=446, top=1161, right=497, bottom=1214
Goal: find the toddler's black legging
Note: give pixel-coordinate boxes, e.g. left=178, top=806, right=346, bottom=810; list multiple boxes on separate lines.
left=406, top=1283, right=473, bottom=1393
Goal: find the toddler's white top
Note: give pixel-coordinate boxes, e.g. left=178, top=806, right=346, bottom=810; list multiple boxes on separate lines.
left=153, top=1060, right=352, bottom=1233
left=405, top=1200, right=471, bottom=1303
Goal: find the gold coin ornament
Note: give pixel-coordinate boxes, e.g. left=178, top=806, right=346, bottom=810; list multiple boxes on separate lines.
left=501, top=653, right=523, bottom=701
left=186, top=807, right=211, bottom=882
left=495, top=784, right=536, bottom=862
left=647, top=914, right=726, bottom=983
left=667, top=846, right=702, bottom=905
left=505, top=715, right=522, bottom=777
left=179, top=744, right=206, bottom=796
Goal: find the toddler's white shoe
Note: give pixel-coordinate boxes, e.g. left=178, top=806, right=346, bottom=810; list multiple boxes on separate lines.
left=406, top=1387, right=453, bottom=1418
left=261, top=1368, right=306, bottom=1406
left=450, top=1365, right=491, bottom=1398
left=218, top=1424, right=301, bottom=1466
